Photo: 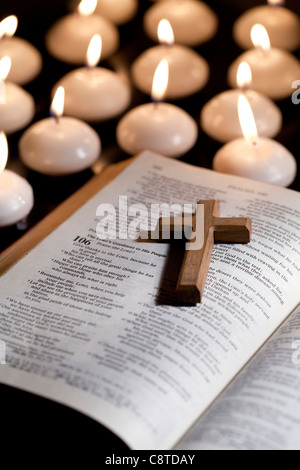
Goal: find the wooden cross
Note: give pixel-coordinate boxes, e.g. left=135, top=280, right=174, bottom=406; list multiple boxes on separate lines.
left=147, top=200, right=251, bottom=305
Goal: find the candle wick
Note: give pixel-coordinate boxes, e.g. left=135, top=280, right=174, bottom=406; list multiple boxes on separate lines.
left=50, top=108, right=60, bottom=124
left=151, top=99, right=161, bottom=110
left=85, top=62, right=96, bottom=71
left=256, top=41, right=271, bottom=57
left=240, top=85, right=249, bottom=94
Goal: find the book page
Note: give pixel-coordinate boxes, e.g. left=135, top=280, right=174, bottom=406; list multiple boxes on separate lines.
left=1, top=152, right=300, bottom=449
left=177, top=305, right=300, bottom=450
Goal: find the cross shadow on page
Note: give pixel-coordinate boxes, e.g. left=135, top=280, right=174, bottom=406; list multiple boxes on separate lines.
left=137, top=238, right=187, bottom=307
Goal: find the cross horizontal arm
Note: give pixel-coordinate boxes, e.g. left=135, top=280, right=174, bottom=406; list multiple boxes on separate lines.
left=213, top=217, right=251, bottom=243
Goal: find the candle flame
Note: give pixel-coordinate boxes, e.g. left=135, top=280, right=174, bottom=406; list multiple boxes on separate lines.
left=86, top=34, right=102, bottom=68
left=0, top=56, right=12, bottom=81
left=0, top=15, right=18, bottom=39
left=151, top=59, right=169, bottom=103
left=157, top=19, right=174, bottom=46
left=238, top=94, right=258, bottom=147
left=251, top=24, right=271, bottom=52
left=51, top=86, right=65, bottom=120
left=0, top=131, right=8, bottom=173
left=77, top=0, right=98, bottom=16
left=268, top=0, right=284, bottom=6
left=237, top=62, right=252, bottom=90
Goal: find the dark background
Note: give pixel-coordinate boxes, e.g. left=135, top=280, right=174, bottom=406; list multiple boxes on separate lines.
left=0, top=0, right=300, bottom=457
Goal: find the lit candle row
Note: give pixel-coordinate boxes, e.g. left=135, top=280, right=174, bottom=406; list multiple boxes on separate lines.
left=146, top=0, right=300, bottom=51
left=2, top=17, right=299, bottom=138
left=2, top=0, right=299, bottom=83
left=1, top=0, right=299, bottom=228
left=118, top=56, right=297, bottom=188
left=0, top=0, right=139, bottom=87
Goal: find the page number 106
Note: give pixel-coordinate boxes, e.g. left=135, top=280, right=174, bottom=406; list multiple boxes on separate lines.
left=74, top=236, right=91, bottom=246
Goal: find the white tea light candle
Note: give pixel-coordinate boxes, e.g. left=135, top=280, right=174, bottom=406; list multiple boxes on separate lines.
left=19, top=87, right=101, bottom=176
left=228, top=24, right=300, bottom=100
left=0, top=132, right=34, bottom=227
left=95, top=0, right=138, bottom=25
left=52, top=34, right=131, bottom=122
left=233, top=0, right=300, bottom=51
left=144, top=0, right=218, bottom=47
left=46, top=0, right=119, bottom=65
left=0, top=15, right=42, bottom=85
left=213, top=95, right=296, bottom=187
left=201, top=62, right=282, bottom=143
left=132, top=19, right=209, bottom=100
left=117, top=59, right=198, bottom=158
left=0, top=56, right=35, bottom=135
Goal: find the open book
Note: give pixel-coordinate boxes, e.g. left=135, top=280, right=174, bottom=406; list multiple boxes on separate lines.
left=1, top=151, right=300, bottom=450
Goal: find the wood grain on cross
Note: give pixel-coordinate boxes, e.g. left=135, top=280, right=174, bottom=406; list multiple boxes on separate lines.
left=151, top=200, right=251, bottom=305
